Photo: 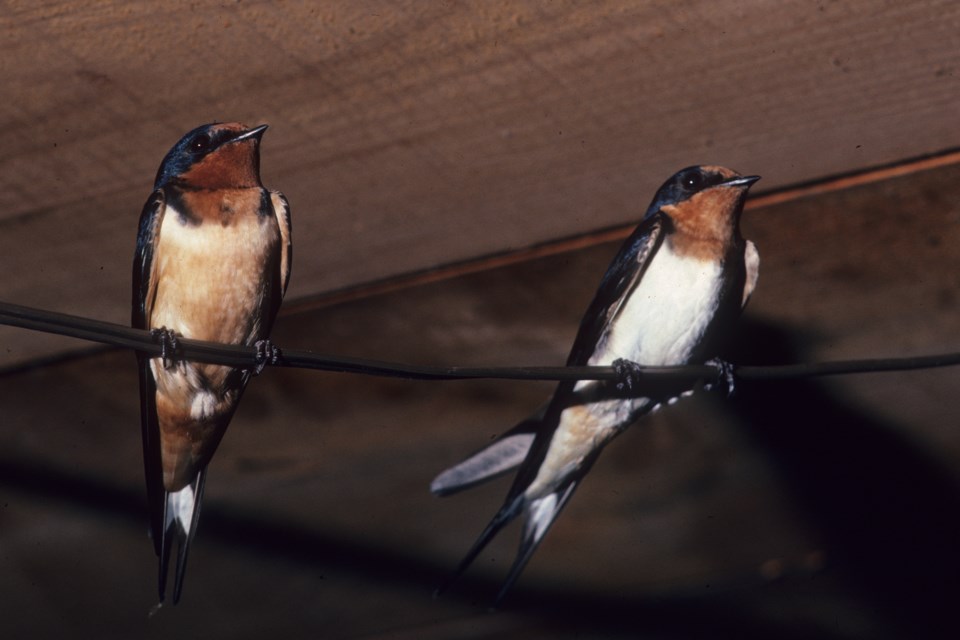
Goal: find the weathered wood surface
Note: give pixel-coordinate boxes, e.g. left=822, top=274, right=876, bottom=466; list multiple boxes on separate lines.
left=1, top=0, right=959, bottom=367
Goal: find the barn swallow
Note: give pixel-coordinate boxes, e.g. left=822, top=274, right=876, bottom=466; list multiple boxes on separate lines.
left=431, top=165, right=760, bottom=605
left=132, top=122, right=292, bottom=604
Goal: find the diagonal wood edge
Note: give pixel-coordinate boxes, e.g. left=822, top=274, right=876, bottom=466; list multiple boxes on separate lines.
left=285, top=147, right=960, bottom=315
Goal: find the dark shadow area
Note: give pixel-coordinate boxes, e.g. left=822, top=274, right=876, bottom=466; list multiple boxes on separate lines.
left=731, top=317, right=960, bottom=638
left=3, top=308, right=958, bottom=638
left=0, top=451, right=850, bottom=639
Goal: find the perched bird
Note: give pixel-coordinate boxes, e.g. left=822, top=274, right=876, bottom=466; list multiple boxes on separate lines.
left=431, top=165, right=760, bottom=604
left=132, top=122, right=292, bottom=604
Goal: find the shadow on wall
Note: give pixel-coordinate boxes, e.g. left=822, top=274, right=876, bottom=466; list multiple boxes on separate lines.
left=732, top=318, right=960, bottom=638
left=1, top=318, right=958, bottom=638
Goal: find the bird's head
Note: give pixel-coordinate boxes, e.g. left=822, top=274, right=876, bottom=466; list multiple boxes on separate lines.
left=154, top=122, right=268, bottom=190
left=645, top=165, right=760, bottom=243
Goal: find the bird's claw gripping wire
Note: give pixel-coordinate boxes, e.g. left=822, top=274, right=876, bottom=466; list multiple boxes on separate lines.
left=150, top=327, right=181, bottom=370
left=706, top=357, right=737, bottom=397
left=613, top=358, right=645, bottom=392
left=253, top=339, right=281, bottom=375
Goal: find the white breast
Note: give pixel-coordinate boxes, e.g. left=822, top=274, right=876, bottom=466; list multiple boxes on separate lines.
left=592, top=243, right=724, bottom=368
left=527, top=244, right=726, bottom=499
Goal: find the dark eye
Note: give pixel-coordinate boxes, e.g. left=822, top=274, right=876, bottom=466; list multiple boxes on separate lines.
left=191, top=133, right=213, bottom=153
left=681, top=170, right=704, bottom=192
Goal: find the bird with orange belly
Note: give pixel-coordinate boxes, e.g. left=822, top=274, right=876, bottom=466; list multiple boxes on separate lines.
left=132, top=122, right=291, bottom=604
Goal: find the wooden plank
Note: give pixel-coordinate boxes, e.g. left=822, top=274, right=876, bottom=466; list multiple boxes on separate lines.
left=1, top=0, right=959, bottom=367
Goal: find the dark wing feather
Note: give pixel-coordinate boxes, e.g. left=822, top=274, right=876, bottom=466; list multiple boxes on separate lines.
left=504, top=213, right=665, bottom=501
left=270, top=190, right=292, bottom=298
left=252, top=190, right=292, bottom=339
left=132, top=189, right=166, bottom=555
left=566, top=212, right=665, bottom=367
left=132, top=190, right=165, bottom=330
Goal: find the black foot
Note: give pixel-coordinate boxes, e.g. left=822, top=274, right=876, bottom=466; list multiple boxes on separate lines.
left=253, top=339, right=280, bottom=375
left=706, top=357, right=737, bottom=397
left=151, top=327, right=181, bottom=370
left=612, top=358, right=645, bottom=393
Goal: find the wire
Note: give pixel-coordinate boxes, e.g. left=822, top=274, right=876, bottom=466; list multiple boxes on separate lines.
left=0, top=300, right=619, bottom=381
left=2, top=300, right=960, bottom=384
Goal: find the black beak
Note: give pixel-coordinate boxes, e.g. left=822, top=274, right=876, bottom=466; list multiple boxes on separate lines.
left=230, top=124, right=269, bottom=143
left=722, top=174, right=761, bottom=189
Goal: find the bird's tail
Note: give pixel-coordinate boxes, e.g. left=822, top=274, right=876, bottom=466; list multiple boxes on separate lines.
left=435, top=493, right=525, bottom=598
left=158, top=470, right=206, bottom=604
left=430, top=408, right=546, bottom=496
left=493, top=481, right=579, bottom=606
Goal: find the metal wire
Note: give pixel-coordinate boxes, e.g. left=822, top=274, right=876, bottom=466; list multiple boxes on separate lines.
left=2, top=300, right=959, bottom=383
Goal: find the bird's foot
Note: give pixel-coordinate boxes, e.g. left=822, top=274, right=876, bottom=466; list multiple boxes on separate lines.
left=150, top=327, right=181, bottom=370
left=705, top=357, right=737, bottom=397
left=613, top=358, right=645, bottom=393
left=253, top=339, right=281, bottom=375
